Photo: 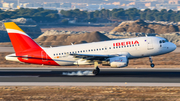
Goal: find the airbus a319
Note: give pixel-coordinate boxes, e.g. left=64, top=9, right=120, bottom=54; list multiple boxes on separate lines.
left=4, top=22, right=176, bottom=75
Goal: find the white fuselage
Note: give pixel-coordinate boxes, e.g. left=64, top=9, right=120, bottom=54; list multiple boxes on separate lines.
left=41, top=36, right=176, bottom=66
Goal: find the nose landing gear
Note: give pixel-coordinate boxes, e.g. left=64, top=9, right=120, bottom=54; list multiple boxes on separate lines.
left=150, top=63, right=155, bottom=68
left=149, top=56, right=155, bottom=68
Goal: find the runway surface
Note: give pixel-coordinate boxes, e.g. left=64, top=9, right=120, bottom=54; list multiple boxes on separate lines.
left=0, top=68, right=180, bottom=83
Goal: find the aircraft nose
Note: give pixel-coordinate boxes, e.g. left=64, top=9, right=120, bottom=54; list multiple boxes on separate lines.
left=169, top=42, right=176, bottom=52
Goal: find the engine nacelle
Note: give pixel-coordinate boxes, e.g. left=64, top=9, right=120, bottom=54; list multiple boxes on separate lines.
left=109, top=56, right=128, bottom=68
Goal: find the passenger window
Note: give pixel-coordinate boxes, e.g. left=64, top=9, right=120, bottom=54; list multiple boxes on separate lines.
left=113, top=47, right=115, bottom=49
left=83, top=50, right=85, bottom=52
left=56, top=54, right=58, bottom=55
left=127, top=45, right=129, bottom=47
left=89, top=50, right=90, bottom=52
left=119, top=46, right=121, bottom=48
left=102, top=48, right=104, bottom=50
left=124, top=46, right=126, bottom=48
left=105, top=48, right=107, bottom=50
left=62, top=53, right=63, bottom=55
left=94, top=49, right=96, bottom=51
left=116, top=46, right=118, bottom=48
left=91, top=49, right=93, bottom=51
left=97, top=49, right=98, bottom=51
left=109, top=47, right=111, bottom=49
left=64, top=53, right=66, bottom=55
left=59, top=53, right=61, bottom=55
left=54, top=54, right=55, bottom=56
left=159, top=40, right=162, bottom=43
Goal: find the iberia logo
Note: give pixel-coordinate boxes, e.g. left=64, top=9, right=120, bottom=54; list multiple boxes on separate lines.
left=113, top=40, right=139, bottom=47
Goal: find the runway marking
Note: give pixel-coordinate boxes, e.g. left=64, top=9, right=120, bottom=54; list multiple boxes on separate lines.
left=0, top=76, right=39, bottom=77
left=0, top=70, right=52, bottom=72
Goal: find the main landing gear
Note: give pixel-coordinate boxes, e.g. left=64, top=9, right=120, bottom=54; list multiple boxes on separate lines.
left=149, top=56, right=155, bottom=68
left=93, top=67, right=100, bottom=75
left=93, top=61, right=100, bottom=75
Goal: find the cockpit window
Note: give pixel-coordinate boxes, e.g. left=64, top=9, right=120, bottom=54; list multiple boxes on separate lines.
left=159, top=39, right=168, bottom=43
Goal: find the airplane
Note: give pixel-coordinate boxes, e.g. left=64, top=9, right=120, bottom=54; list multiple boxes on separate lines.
left=4, top=22, right=176, bottom=75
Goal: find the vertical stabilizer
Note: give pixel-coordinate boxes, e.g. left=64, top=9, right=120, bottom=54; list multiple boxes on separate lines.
left=4, top=22, right=41, bottom=54
left=4, top=22, right=59, bottom=66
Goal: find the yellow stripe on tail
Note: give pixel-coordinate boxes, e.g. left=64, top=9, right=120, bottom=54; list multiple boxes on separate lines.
left=4, top=22, right=25, bottom=33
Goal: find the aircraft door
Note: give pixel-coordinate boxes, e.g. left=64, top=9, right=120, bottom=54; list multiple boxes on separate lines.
left=41, top=51, right=48, bottom=61
left=146, top=39, right=154, bottom=50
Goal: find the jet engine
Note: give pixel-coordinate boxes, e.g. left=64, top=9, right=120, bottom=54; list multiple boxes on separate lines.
left=109, top=56, right=128, bottom=68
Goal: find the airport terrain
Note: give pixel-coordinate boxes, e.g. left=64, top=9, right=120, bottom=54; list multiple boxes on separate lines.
left=1, top=22, right=180, bottom=100
left=41, top=26, right=114, bottom=32
left=0, top=86, right=180, bottom=101
left=0, top=68, right=180, bottom=100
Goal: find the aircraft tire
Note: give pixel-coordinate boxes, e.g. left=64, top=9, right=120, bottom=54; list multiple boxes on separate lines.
left=151, top=63, right=155, bottom=68
left=93, top=67, right=100, bottom=75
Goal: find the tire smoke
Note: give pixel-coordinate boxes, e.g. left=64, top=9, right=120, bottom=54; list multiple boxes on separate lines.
left=62, top=71, right=94, bottom=76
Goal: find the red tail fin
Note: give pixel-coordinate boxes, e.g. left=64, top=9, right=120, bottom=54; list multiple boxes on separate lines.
left=4, top=22, right=41, bottom=54
left=4, top=22, right=59, bottom=66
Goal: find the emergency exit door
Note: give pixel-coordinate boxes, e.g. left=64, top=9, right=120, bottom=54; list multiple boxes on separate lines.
left=147, top=39, right=154, bottom=50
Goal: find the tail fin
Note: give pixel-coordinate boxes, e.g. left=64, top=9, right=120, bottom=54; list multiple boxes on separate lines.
left=4, top=22, right=60, bottom=66
left=4, top=22, right=41, bottom=54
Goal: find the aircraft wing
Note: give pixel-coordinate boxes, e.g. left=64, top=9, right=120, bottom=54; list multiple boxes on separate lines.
left=70, top=54, right=118, bottom=61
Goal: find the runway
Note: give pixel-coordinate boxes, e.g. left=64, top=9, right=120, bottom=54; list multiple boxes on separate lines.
left=0, top=68, right=180, bottom=84
left=1, top=47, right=180, bottom=86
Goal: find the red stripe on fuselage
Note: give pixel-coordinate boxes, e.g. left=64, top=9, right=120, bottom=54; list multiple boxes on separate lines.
left=8, top=33, right=60, bottom=66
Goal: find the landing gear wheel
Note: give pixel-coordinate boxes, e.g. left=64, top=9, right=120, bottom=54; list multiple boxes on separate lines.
left=149, top=56, right=155, bottom=68
left=93, top=67, right=100, bottom=75
left=150, top=63, right=155, bottom=68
